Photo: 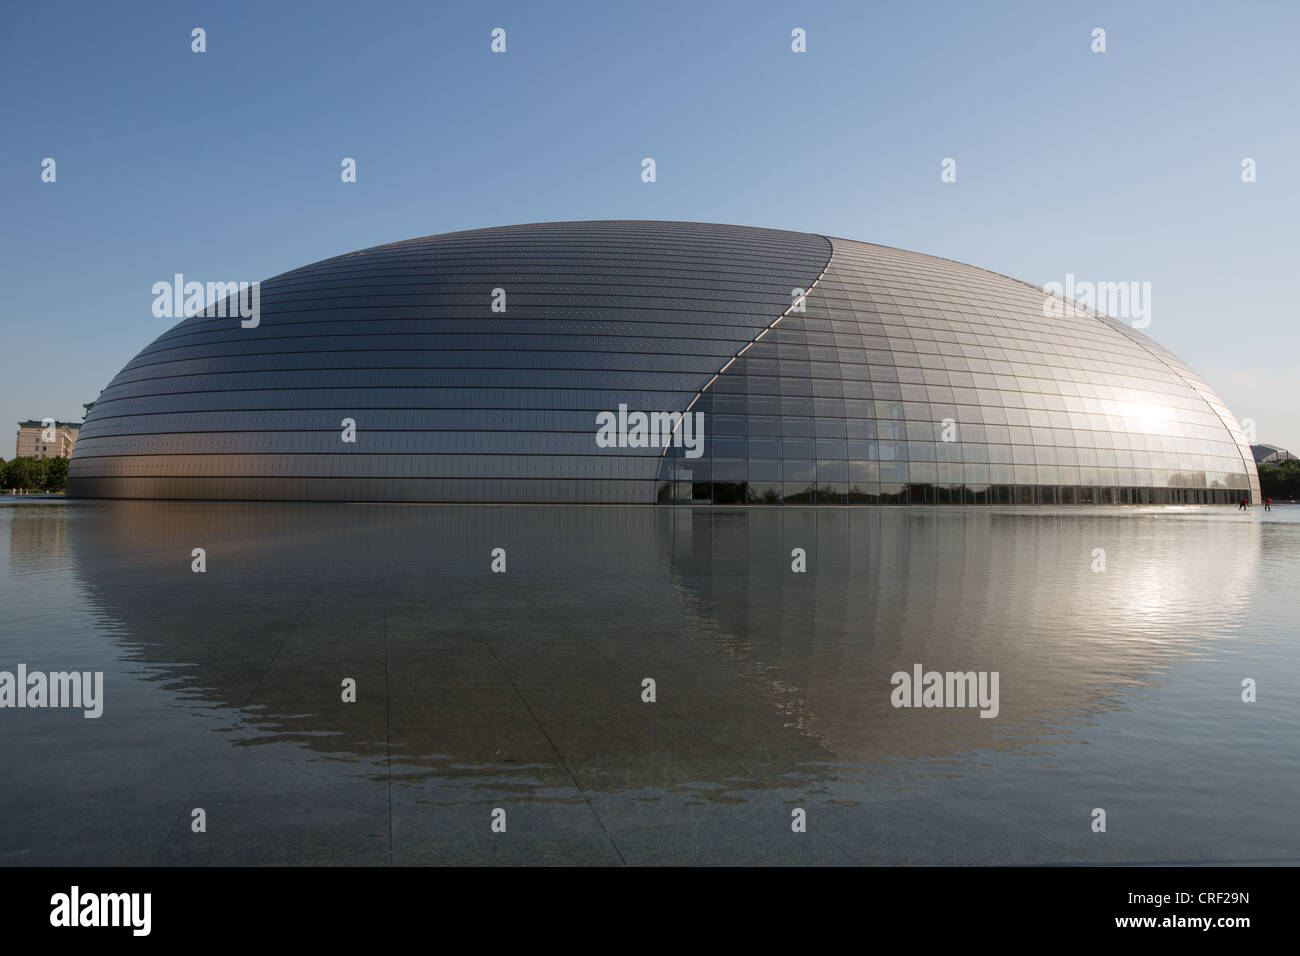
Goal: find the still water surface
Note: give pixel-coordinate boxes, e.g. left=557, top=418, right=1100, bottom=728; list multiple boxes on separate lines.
left=1, top=499, right=1296, bottom=865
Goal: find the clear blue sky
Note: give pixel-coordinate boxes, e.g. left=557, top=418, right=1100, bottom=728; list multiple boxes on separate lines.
left=3, top=0, right=1297, bottom=453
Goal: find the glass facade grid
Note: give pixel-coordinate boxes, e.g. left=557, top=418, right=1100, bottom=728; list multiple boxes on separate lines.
left=655, top=234, right=1258, bottom=506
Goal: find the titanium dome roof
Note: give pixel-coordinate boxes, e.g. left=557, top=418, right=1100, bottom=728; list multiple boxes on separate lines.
left=67, top=220, right=1259, bottom=505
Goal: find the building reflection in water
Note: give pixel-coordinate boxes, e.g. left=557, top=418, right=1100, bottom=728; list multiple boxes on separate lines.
left=1, top=500, right=1280, bottom=864
left=58, top=502, right=1259, bottom=793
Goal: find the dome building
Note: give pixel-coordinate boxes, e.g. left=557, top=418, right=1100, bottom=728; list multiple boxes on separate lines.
left=67, top=221, right=1259, bottom=504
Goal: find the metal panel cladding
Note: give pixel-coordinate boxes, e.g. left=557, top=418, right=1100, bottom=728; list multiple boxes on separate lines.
left=67, top=221, right=832, bottom=502
left=68, top=221, right=1258, bottom=505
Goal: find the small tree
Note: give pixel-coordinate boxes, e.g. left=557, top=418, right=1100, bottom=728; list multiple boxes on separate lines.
left=1259, top=460, right=1300, bottom=499
left=3, top=457, right=36, bottom=493
left=42, top=456, right=70, bottom=493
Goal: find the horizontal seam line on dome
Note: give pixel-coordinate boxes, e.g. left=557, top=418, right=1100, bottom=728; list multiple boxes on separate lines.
left=92, top=387, right=720, bottom=405
left=114, top=352, right=771, bottom=374
left=270, top=255, right=827, bottom=271
left=138, top=328, right=798, bottom=357
left=155, top=295, right=814, bottom=329
left=149, top=302, right=806, bottom=335
left=270, top=256, right=830, bottom=285
left=256, top=270, right=825, bottom=286
left=273, top=247, right=829, bottom=266
left=180, top=259, right=829, bottom=285
left=289, top=237, right=826, bottom=257
left=87, top=391, right=707, bottom=408
left=125, top=331, right=772, bottom=359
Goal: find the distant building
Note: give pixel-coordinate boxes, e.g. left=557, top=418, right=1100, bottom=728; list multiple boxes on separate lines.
left=1252, top=443, right=1296, bottom=465
left=14, top=420, right=81, bottom=459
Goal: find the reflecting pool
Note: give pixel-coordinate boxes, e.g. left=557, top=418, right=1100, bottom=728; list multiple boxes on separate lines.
left=1, top=499, right=1296, bottom=865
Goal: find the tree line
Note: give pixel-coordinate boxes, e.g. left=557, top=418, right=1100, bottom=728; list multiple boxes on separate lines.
left=1258, top=459, right=1300, bottom=500
left=1, top=456, right=69, bottom=493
